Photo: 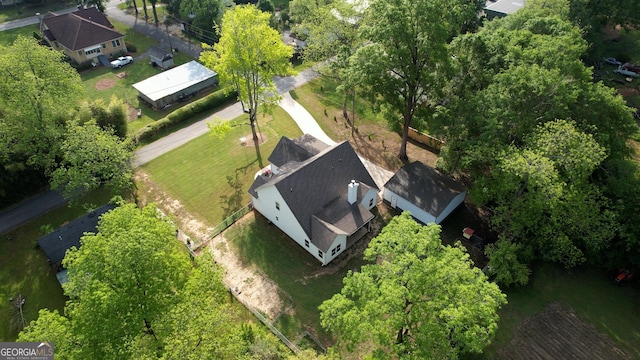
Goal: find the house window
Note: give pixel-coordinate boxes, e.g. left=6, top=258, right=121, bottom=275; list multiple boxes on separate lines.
left=337, top=244, right=341, bottom=252
left=85, top=48, right=101, bottom=55
left=112, top=39, right=121, bottom=47
left=318, top=250, right=323, bottom=258
left=304, top=240, right=309, bottom=247
left=331, top=248, right=336, bottom=256
left=275, top=202, right=280, bottom=210
left=101, top=43, right=106, bottom=48
left=369, top=198, right=374, bottom=207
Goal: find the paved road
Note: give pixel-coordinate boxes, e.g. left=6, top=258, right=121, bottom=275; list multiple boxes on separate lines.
left=0, top=6, right=78, bottom=31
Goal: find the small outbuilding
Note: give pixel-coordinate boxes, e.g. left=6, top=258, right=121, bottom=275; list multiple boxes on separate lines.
left=148, top=45, right=174, bottom=69
left=132, top=60, right=218, bottom=109
left=37, top=204, right=116, bottom=284
left=383, top=161, right=466, bottom=225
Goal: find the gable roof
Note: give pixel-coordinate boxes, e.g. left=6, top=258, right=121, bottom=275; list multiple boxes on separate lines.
left=132, top=61, right=218, bottom=101
left=148, top=45, right=173, bottom=62
left=251, top=137, right=378, bottom=250
left=384, top=161, right=466, bottom=218
left=267, top=134, right=330, bottom=167
left=37, top=204, right=116, bottom=265
left=41, top=8, right=123, bottom=51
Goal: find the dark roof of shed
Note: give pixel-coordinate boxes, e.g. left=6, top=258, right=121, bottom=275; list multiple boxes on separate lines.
left=37, top=204, right=116, bottom=265
left=384, top=161, right=466, bottom=218
left=42, top=8, right=123, bottom=51
left=267, top=134, right=329, bottom=168
left=148, top=45, right=173, bottom=61
left=250, top=137, right=378, bottom=248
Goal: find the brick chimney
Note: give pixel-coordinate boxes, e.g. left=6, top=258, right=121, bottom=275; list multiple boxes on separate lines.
left=347, top=180, right=359, bottom=205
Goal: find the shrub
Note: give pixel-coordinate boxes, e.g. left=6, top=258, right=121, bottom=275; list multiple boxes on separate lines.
left=135, top=87, right=237, bottom=143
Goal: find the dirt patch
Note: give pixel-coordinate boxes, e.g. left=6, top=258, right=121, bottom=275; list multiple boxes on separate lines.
left=95, top=78, right=116, bottom=91
left=134, top=171, right=284, bottom=320
left=499, top=303, right=631, bottom=360
left=128, top=105, right=139, bottom=121
left=240, top=133, right=267, bottom=146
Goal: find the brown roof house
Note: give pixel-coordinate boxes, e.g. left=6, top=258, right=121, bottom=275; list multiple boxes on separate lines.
left=383, top=161, right=466, bottom=225
left=249, top=135, right=379, bottom=265
left=39, top=7, right=127, bottom=65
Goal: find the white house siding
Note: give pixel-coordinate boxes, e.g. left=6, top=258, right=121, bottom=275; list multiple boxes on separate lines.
left=252, top=185, right=326, bottom=263
left=324, top=235, right=346, bottom=265
left=361, top=188, right=379, bottom=211
left=435, top=191, right=467, bottom=224
left=383, top=188, right=436, bottom=225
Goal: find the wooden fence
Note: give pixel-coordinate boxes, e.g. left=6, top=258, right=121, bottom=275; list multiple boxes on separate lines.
left=408, top=127, right=445, bottom=151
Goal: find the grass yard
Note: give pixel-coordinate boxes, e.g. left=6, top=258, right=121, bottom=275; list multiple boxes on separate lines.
left=471, top=263, right=640, bottom=359
left=0, top=187, right=124, bottom=341
left=0, top=0, right=73, bottom=23
left=140, top=107, right=301, bottom=227
left=0, top=24, right=37, bottom=46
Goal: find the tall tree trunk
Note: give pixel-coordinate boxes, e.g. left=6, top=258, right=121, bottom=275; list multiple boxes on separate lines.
left=399, top=113, right=411, bottom=161
left=151, top=0, right=159, bottom=25
left=132, top=0, right=139, bottom=17
left=140, top=0, right=149, bottom=21
left=342, top=93, right=349, bottom=121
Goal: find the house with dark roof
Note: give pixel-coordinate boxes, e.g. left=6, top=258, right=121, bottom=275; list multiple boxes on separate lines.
left=249, top=135, right=379, bottom=265
left=39, top=7, right=127, bottom=65
left=383, top=161, right=466, bottom=225
left=37, top=204, right=115, bottom=284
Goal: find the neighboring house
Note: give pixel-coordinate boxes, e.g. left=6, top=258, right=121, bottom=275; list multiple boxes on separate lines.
left=0, top=0, right=22, bottom=7
left=249, top=135, right=379, bottom=265
left=39, top=7, right=127, bottom=65
left=37, top=204, right=116, bottom=285
left=132, top=60, right=218, bottom=109
left=383, top=161, right=466, bottom=225
left=484, top=0, right=526, bottom=19
left=149, top=45, right=174, bottom=69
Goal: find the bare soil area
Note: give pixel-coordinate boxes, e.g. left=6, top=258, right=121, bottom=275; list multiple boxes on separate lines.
left=135, top=171, right=284, bottom=319
left=499, top=303, right=631, bottom=360
left=95, top=78, right=116, bottom=91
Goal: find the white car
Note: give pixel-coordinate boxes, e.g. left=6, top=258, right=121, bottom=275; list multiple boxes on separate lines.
left=110, top=56, right=133, bottom=69
left=614, top=67, right=639, bottom=78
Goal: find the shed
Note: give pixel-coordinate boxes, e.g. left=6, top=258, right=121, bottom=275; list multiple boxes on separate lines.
left=383, top=161, right=466, bottom=225
left=37, top=204, right=116, bottom=283
left=484, top=0, right=526, bottom=19
left=132, top=60, right=218, bottom=109
left=148, top=45, right=174, bottom=69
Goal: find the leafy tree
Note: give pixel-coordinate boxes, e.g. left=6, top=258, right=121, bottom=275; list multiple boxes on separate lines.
left=484, top=237, right=530, bottom=287
left=350, top=0, right=483, bottom=161
left=77, top=0, right=107, bottom=12
left=257, top=0, right=274, bottom=13
left=0, top=36, right=84, bottom=171
left=180, top=0, right=224, bottom=44
left=200, top=5, right=294, bottom=162
left=18, top=310, right=80, bottom=360
left=50, top=122, right=134, bottom=201
left=320, top=212, right=506, bottom=359
left=77, top=96, right=128, bottom=139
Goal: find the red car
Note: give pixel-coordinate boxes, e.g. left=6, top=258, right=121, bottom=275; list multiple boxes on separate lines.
left=614, top=269, right=634, bottom=284
left=621, top=63, right=640, bottom=73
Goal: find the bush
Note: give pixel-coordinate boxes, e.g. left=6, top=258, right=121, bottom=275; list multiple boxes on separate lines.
left=135, top=87, right=237, bottom=143
left=126, top=43, right=137, bottom=53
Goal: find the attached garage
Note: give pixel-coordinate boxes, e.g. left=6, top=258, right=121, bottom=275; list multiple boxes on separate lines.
left=383, top=161, right=466, bottom=225
left=133, top=60, right=218, bottom=109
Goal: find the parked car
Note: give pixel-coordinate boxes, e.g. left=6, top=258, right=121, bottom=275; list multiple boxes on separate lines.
left=614, top=67, right=640, bottom=78
left=110, top=56, right=133, bottom=69
left=621, top=62, right=640, bottom=73
left=603, top=57, right=622, bottom=66
left=614, top=269, right=634, bottom=284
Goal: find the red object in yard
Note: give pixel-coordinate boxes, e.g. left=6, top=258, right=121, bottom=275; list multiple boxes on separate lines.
left=614, top=270, right=634, bottom=284
left=622, top=63, right=640, bottom=73
left=462, top=227, right=474, bottom=240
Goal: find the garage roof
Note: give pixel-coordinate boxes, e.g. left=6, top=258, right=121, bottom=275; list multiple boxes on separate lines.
left=132, top=60, right=217, bottom=102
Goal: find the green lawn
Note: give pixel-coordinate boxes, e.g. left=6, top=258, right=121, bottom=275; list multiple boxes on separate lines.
left=0, top=187, right=123, bottom=341
left=473, top=263, right=640, bottom=359
left=141, top=107, right=302, bottom=227
left=0, top=24, right=37, bottom=46
left=0, top=1, right=74, bottom=23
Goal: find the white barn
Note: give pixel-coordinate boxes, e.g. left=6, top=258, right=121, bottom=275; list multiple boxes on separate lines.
left=249, top=135, right=379, bottom=265
left=132, top=60, right=218, bottom=109
left=383, top=161, right=466, bottom=225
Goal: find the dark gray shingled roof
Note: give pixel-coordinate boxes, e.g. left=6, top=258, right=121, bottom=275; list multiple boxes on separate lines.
left=42, top=8, right=123, bottom=51
left=148, top=45, right=173, bottom=61
left=250, top=137, right=378, bottom=249
left=37, top=204, right=116, bottom=265
left=267, top=134, right=330, bottom=167
left=384, top=161, right=466, bottom=218
left=312, top=196, right=375, bottom=252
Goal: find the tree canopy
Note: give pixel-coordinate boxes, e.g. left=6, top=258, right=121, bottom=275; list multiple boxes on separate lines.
left=320, top=212, right=506, bottom=359
left=350, top=0, right=483, bottom=160
left=200, top=5, right=294, bottom=157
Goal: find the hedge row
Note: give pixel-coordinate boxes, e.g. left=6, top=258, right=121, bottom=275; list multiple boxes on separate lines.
left=135, top=87, right=238, bottom=143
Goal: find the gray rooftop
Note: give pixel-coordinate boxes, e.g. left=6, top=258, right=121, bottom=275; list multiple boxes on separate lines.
left=267, top=134, right=330, bottom=167
left=251, top=136, right=378, bottom=251
left=37, top=204, right=116, bottom=265
left=485, top=0, right=526, bottom=18
left=384, top=161, right=466, bottom=218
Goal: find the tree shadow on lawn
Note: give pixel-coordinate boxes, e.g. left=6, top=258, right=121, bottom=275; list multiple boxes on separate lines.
left=219, top=162, right=256, bottom=218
